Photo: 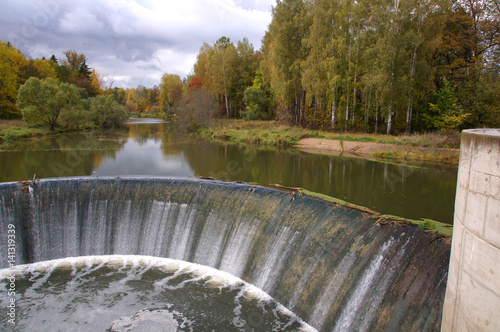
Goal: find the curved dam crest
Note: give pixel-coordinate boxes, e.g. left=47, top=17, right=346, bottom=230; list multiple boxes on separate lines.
left=0, top=177, right=450, bottom=331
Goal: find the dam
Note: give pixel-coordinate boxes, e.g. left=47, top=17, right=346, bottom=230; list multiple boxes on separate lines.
left=0, top=177, right=450, bottom=331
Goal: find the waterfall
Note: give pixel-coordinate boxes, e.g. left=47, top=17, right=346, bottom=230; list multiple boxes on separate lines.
left=0, top=177, right=450, bottom=331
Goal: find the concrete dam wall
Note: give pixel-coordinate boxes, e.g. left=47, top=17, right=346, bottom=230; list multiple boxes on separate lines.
left=443, top=129, right=500, bottom=331
left=0, top=177, right=450, bottom=331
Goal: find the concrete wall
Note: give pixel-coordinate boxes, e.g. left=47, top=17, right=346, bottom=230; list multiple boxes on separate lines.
left=443, top=129, right=500, bottom=331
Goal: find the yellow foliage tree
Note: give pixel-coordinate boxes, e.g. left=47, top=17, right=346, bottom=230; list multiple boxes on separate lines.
left=28, top=58, right=57, bottom=80
left=90, top=69, right=104, bottom=96
left=159, top=73, right=183, bottom=108
left=0, top=41, right=28, bottom=118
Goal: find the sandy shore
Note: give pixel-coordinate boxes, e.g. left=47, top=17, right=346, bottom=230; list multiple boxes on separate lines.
left=294, top=138, right=459, bottom=162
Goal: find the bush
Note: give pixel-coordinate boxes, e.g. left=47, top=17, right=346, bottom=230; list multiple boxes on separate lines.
left=176, top=88, right=218, bottom=132
left=242, top=87, right=271, bottom=120
left=90, top=95, right=129, bottom=129
left=58, top=106, right=93, bottom=130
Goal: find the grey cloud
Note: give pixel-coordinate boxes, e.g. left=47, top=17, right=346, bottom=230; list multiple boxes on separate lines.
left=138, top=64, right=162, bottom=72
left=0, top=0, right=274, bottom=88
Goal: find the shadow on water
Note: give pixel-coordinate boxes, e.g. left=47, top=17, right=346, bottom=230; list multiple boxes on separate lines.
left=0, top=118, right=457, bottom=224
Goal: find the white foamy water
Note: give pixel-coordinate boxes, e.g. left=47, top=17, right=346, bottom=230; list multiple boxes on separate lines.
left=0, top=255, right=316, bottom=332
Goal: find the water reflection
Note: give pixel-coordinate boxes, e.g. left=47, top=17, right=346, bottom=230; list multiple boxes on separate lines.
left=0, top=118, right=457, bottom=224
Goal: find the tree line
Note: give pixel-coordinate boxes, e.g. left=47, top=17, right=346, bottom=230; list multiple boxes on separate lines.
left=0, top=42, right=128, bottom=131
left=2, top=0, right=498, bottom=134
left=258, top=0, right=500, bottom=133
left=182, top=0, right=499, bottom=133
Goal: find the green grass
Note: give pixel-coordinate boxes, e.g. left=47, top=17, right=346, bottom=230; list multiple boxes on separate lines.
left=200, top=120, right=321, bottom=147
left=372, top=150, right=460, bottom=165
left=0, top=120, right=50, bottom=147
left=419, top=220, right=437, bottom=230
left=201, top=119, right=461, bottom=148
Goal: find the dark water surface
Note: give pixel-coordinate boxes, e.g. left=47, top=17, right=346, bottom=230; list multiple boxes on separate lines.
left=0, top=118, right=457, bottom=223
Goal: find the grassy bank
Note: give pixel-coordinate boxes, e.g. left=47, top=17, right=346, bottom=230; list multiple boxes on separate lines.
left=0, top=120, right=53, bottom=147
left=199, top=119, right=461, bottom=164
left=200, top=120, right=323, bottom=147
left=371, top=149, right=459, bottom=164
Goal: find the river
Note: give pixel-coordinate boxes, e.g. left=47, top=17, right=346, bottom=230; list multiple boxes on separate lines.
left=0, top=118, right=457, bottom=224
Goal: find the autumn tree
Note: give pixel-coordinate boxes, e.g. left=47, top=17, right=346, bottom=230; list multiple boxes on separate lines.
left=26, top=58, right=57, bottom=80
left=90, top=69, right=104, bottom=96
left=60, top=50, right=103, bottom=96
left=0, top=41, right=28, bottom=118
left=177, top=88, right=218, bottom=132
left=194, top=43, right=212, bottom=84
left=160, top=74, right=184, bottom=108
left=62, top=50, right=87, bottom=73
left=125, top=89, right=138, bottom=113
left=188, top=76, right=203, bottom=90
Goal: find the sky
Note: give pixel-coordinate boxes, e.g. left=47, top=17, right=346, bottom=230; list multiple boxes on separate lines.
left=0, top=0, right=276, bottom=88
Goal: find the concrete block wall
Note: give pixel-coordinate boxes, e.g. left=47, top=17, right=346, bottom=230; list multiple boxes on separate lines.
left=443, top=129, right=500, bottom=331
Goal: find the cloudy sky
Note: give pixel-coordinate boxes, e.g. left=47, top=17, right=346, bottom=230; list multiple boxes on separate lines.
left=0, top=0, right=276, bottom=88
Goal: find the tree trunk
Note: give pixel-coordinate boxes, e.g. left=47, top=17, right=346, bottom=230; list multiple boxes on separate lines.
left=49, top=118, right=57, bottom=132
left=331, top=94, right=336, bottom=132
left=345, top=9, right=353, bottom=133
left=345, top=39, right=352, bottom=132
left=222, top=53, right=230, bottom=119
left=387, top=107, right=394, bottom=135
left=352, top=26, right=360, bottom=125
left=224, top=91, right=229, bottom=119
left=364, top=91, right=371, bottom=132
left=406, top=98, right=413, bottom=134
left=406, top=5, right=421, bottom=134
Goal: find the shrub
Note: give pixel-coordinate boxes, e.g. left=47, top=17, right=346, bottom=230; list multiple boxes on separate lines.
left=90, top=95, right=128, bottom=129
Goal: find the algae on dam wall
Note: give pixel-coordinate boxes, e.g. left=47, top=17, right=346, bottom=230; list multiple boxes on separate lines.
left=0, top=177, right=450, bottom=331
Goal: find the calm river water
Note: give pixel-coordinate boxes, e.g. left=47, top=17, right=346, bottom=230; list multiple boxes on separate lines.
left=0, top=118, right=457, bottom=224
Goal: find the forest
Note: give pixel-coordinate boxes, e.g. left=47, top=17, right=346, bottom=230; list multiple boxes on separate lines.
left=193, top=0, right=500, bottom=133
left=1, top=0, right=499, bottom=134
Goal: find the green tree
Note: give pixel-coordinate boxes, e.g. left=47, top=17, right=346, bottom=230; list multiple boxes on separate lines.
left=262, top=0, right=311, bottom=124
left=207, top=36, right=238, bottom=118
left=242, top=71, right=270, bottom=120
left=242, top=88, right=270, bottom=120
left=89, top=95, right=129, bottom=129
left=234, top=38, right=261, bottom=116
left=16, top=77, right=81, bottom=132
left=424, top=79, right=469, bottom=131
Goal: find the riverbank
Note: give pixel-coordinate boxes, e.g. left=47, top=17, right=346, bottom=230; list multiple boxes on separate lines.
left=0, top=120, right=52, bottom=147
left=2, top=118, right=461, bottom=165
left=295, top=138, right=459, bottom=164
left=200, top=120, right=461, bottom=165
left=0, top=120, right=129, bottom=150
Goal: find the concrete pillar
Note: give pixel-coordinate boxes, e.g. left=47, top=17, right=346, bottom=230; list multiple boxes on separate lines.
left=442, top=129, right=500, bottom=331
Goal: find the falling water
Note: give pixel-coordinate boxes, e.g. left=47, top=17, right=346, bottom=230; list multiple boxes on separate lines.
left=0, top=177, right=450, bottom=331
